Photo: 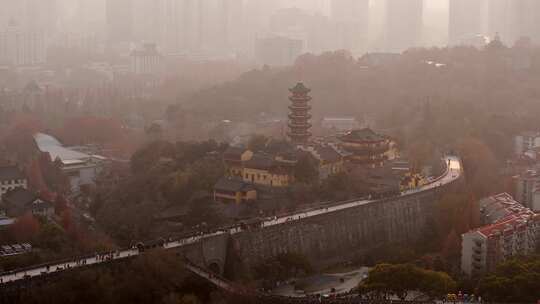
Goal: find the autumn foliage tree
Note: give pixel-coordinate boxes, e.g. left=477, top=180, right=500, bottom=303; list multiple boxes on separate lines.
left=10, top=213, right=40, bottom=242
left=359, top=263, right=457, bottom=300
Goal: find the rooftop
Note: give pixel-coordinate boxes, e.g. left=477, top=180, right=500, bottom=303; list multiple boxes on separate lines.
left=479, top=193, right=530, bottom=224
left=289, top=82, right=311, bottom=94
left=301, top=144, right=342, bottom=163
left=339, top=128, right=386, bottom=143
left=33, top=133, right=91, bottom=162
left=467, top=193, right=539, bottom=238
left=477, top=212, right=537, bottom=238
left=0, top=166, right=25, bottom=181
left=223, top=146, right=247, bottom=160
left=245, top=153, right=275, bottom=171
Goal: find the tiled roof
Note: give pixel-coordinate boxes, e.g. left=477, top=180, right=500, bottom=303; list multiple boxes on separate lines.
left=245, top=153, right=275, bottom=170
left=470, top=193, right=537, bottom=238
left=34, top=133, right=90, bottom=162
left=223, top=146, right=247, bottom=161
left=339, top=128, right=385, bottom=142
left=477, top=212, right=535, bottom=237
left=313, top=145, right=341, bottom=163
left=479, top=193, right=529, bottom=224
left=289, top=82, right=311, bottom=94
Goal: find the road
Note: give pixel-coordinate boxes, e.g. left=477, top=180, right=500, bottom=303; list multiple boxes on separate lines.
left=0, top=156, right=462, bottom=285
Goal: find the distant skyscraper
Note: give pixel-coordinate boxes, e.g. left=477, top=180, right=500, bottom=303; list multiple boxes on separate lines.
left=385, top=0, right=424, bottom=52
left=0, top=21, right=47, bottom=66
left=106, top=0, right=133, bottom=43
left=221, top=0, right=245, bottom=52
left=161, top=0, right=186, bottom=53
left=486, top=0, right=540, bottom=45
left=511, top=0, right=540, bottom=44
left=449, top=0, right=486, bottom=46
left=331, top=0, right=368, bottom=22
left=487, top=0, right=514, bottom=44
left=331, top=0, right=369, bottom=54
left=180, top=0, right=201, bottom=52
left=24, top=0, right=58, bottom=33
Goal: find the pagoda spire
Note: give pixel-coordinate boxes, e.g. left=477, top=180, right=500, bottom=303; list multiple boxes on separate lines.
left=287, top=82, right=312, bottom=144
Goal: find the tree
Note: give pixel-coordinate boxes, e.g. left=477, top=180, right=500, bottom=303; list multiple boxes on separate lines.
left=294, top=153, right=319, bottom=184
left=253, top=252, right=312, bottom=287
left=419, top=270, right=457, bottom=300
left=54, top=195, right=69, bottom=215
left=130, top=141, right=175, bottom=174
left=247, top=134, right=268, bottom=152
left=26, top=158, right=48, bottom=193
left=477, top=256, right=540, bottom=302
left=10, top=213, right=41, bottom=242
left=19, top=250, right=199, bottom=304
left=359, top=263, right=456, bottom=300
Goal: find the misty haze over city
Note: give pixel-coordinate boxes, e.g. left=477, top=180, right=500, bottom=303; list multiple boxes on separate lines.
left=0, top=1, right=539, bottom=304
left=1, top=0, right=539, bottom=64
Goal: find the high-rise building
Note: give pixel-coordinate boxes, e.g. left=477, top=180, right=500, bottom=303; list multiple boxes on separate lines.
left=486, top=0, right=540, bottom=45
left=385, top=0, right=424, bottom=52
left=24, top=0, right=58, bottom=34
left=0, top=20, right=47, bottom=66
left=331, top=0, right=368, bottom=22
left=221, top=0, right=245, bottom=52
left=156, top=0, right=183, bottom=54
left=331, top=0, right=369, bottom=54
left=255, top=35, right=303, bottom=66
left=177, top=0, right=201, bottom=52
left=130, top=43, right=162, bottom=75
left=449, top=0, right=486, bottom=46
left=106, top=0, right=133, bottom=43
left=75, top=0, right=106, bottom=36
left=511, top=0, right=540, bottom=44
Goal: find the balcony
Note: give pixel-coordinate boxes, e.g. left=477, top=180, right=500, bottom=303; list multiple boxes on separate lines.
left=287, top=131, right=312, bottom=138
left=288, top=122, right=312, bottom=129
left=289, top=96, right=312, bottom=102
left=288, top=113, right=312, bottom=120
left=288, top=105, right=312, bottom=111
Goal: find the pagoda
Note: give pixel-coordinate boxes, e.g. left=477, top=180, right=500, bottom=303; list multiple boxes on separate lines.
left=287, top=82, right=312, bottom=144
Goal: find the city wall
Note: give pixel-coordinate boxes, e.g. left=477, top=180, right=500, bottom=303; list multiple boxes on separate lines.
left=180, top=177, right=463, bottom=274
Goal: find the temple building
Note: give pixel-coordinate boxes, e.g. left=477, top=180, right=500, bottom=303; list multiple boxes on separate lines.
left=222, top=146, right=296, bottom=189
left=288, top=82, right=312, bottom=144
left=339, top=128, right=390, bottom=168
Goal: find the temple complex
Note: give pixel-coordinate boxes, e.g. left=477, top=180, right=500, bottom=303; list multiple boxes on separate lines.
left=339, top=128, right=390, bottom=168
left=288, top=82, right=312, bottom=144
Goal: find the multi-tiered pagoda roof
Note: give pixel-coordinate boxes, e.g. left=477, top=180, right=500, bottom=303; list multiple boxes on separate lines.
left=288, top=82, right=312, bottom=144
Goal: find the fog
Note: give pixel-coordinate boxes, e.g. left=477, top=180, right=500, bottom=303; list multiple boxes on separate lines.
left=1, top=0, right=539, bottom=68
left=2, top=1, right=540, bottom=303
